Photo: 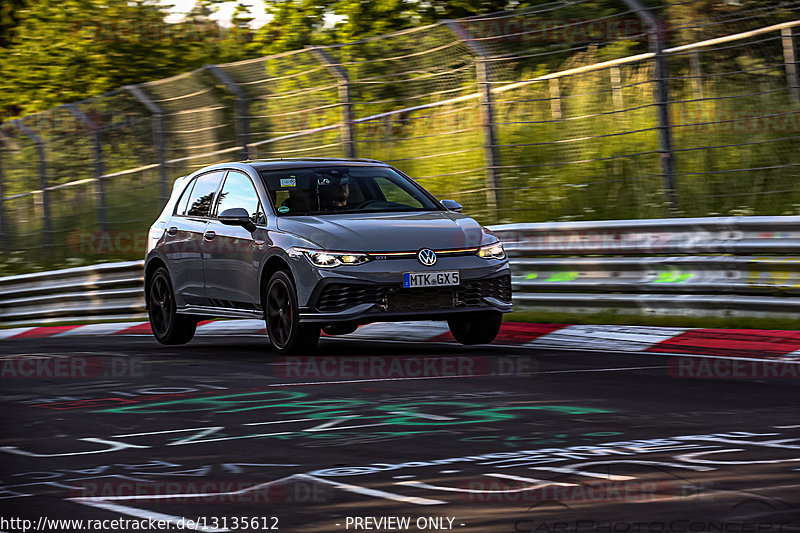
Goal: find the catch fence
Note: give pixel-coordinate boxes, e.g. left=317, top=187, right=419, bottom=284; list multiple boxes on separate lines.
left=1, top=0, right=798, bottom=271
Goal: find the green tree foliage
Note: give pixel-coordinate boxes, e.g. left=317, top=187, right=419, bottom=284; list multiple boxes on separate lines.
left=250, top=0, right=522, bottom=54
left=0, top=0, right=27, bottom=48
left=0, top=0, right=257, bottom=118
left=0, top=0, right=657, bottom=117
left=666, top=0, right=797, bottom=44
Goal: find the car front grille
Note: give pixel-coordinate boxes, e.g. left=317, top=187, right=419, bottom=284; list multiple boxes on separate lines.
left=315, top=275, right=511, bottom=313
left=316, top=285, right=386, bottom=313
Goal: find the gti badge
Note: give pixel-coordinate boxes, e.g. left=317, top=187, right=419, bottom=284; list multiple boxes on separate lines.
left=417, top=248, right=437, bottom=266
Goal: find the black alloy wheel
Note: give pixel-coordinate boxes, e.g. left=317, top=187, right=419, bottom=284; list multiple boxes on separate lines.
left=148, top=267, right=197, bottom=345
left=265, top=270, right=320, bottom=353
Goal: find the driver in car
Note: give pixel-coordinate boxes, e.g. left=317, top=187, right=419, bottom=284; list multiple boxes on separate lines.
left=318, top=176, right=350, bottom=210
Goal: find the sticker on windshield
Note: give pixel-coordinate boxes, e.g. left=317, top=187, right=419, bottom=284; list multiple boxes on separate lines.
left=280, top=178, right=296, bottom=187
left=278, top=206, right=290, bottom=213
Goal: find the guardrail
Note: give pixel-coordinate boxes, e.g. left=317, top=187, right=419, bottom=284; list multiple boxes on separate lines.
left=2, top=216, right=800, bottom=325
left=490, top=216, right=800, bottom=318
left=0, top=261, right=145, bottom=325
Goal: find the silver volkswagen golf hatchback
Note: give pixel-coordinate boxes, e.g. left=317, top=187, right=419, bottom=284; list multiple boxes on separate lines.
left=145, top=159, right=511, bottom=353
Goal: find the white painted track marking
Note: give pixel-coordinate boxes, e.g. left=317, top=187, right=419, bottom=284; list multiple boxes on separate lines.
left=345, top=321, right=450, bottom=341
left=531, top=466, right=636, bottom=480
left=71, top=475, right=301, bottom=532
left=297, top=474, right=446, bottom=505
left=0, top=328, right=35, bottom=340
left=196, top=319, right=266, bottom=334
left=528, top=324, right=688, bottom=352
left=55, top=323, right=142, bottom=336
left=484, top=473, right=577, bottom=486
left=398, top=479, right=557, bottom=494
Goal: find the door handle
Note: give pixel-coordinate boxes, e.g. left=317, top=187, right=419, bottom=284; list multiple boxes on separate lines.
left=166, top=226, right=178, bottom=236
left=203, top=231, right=216, bottom=241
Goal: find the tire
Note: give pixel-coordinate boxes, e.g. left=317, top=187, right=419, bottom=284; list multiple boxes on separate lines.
left=148, top=267, right=197, bottom=345
left=447, top=311, right=503, bottom=345
left=265, top=271, right=320, bottom=354
left=322, top=322, right=358, bottom=336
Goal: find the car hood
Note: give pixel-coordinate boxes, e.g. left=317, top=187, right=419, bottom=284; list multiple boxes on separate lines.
left=276, top=211, right=487, bottom=252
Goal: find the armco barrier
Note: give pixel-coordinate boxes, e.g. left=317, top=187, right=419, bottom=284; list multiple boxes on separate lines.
left=2, top=216, right=800, bottom=325
left=0, top=261, right=145, bottom=324
left=490, top=216, right=800, bottom=318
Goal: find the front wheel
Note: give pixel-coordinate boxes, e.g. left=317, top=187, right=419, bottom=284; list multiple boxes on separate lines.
left=148, top=267, right=197, bottom=345
left=447, top=311, right=502, bottom=345
left=264, top=271, right=320, bottom=354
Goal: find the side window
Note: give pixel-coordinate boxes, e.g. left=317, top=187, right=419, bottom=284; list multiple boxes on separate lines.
left=215, top=171, right=266, bottom=225
left=185, top=171, right=224, bottom=218
left=175, top=178, right=196, bottom=216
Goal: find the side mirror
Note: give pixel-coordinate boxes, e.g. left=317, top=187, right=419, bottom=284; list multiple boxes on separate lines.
left=219, top=207, right=257, bottom=232
left=441, top=199, right=463, bottom=213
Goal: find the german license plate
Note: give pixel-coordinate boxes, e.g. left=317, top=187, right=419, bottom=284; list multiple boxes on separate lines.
left=403, top=271, right=460, bottom=288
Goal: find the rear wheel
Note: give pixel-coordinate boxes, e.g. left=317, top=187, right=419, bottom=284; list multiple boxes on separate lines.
left=148, top=267, right=197, bottom=345
left=265, top=271, right=320, bottom=354
left=447, top=311, right=502, bottom=345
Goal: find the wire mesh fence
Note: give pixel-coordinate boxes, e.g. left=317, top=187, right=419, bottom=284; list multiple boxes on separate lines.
left=1, top=0, right=799, bottom=273
left=222, top=47, right=345, bottom=160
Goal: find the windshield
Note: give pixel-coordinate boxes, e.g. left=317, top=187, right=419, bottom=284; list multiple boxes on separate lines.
left=260, top=166, right=441, bottom=216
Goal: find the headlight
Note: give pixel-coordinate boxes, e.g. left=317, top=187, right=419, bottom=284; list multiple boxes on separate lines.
left=298, top=248, right=370, bottom=268
left=477, top=242, right=506, bottom=260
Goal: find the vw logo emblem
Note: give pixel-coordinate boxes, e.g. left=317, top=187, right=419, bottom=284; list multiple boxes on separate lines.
left=417, top=248, right=437, bottom=266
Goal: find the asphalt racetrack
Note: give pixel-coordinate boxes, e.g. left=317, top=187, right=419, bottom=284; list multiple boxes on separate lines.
left=0, top=333, right=798, bottom=532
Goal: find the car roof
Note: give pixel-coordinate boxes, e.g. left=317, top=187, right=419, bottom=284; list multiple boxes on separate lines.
left=246, top=158, right=390, bottom=171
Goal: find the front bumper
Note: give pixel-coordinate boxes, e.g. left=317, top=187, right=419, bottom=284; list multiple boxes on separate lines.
left=298, top=271, right=512, bottom=324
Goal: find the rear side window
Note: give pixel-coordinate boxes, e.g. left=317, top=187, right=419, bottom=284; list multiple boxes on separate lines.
left=183, top=171, right=224, bottom=217
left=175, top=178, right=196, bottom=216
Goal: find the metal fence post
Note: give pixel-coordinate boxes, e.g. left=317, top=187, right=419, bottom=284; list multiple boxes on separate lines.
left=782, top=27, right=799, bottom=105
left=15, top=120, right=52, bottom=251
left=308, top=46, right=356, bottom=159
left=621, top=0, right=678, bottom=214
left=206, top=65, right=251, bottom=160
left=549, top=78, right=563, bottom=120
left=65, top=105, right=108, bottom=233
left=445, top=20, right=501, bottom=217
left=125, top=85, right=169, bottom=204
left=690, top=50, right=704, bottom=100
left=0, top=144, right=7, bottom=252
left=609, top=66, right=624, bottom=110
